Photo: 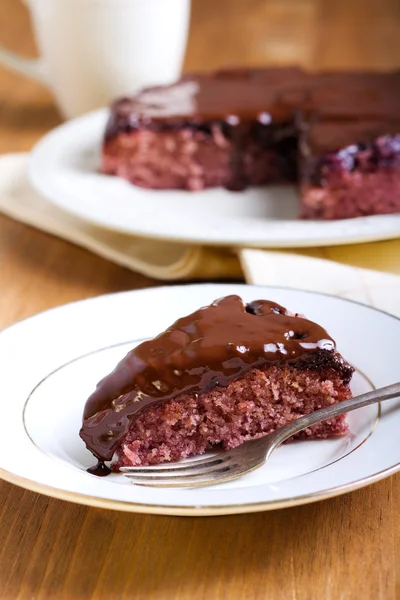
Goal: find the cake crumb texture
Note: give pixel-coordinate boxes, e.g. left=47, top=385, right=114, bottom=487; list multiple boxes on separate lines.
left=113, top=363, right=350, bottom=468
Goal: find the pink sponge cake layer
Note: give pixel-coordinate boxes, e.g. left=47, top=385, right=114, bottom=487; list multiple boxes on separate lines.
left=113, top=364, right=350, bottom=468
left=80, top=296, right=353, bottom=472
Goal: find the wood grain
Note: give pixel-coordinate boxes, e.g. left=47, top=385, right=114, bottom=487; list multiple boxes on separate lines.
left=0, top=1, right=399, bottom=598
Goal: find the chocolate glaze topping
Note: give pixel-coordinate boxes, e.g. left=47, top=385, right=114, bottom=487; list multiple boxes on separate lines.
left=105, top=68, right=306, bottom=135
left=301, top=123, right=400, bottom=186
left=80, top=296, right=352, bottom=463
left=105, top=68, right=400, bottom=140
left=302, top=118, right=400, bottom=156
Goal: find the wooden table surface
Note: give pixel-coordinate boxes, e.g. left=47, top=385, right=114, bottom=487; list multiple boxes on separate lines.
left=0, top=1, right=399, bottom=598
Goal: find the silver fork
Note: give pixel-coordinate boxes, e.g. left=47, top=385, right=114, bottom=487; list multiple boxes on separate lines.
left=120, top=381, right=400, bottom=488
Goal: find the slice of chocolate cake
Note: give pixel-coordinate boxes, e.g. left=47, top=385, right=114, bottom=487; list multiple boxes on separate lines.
left=297, top=70, right=400, bottom=219
left=299, top=119, right=400, bottom=219
left=80, top=296, right=353, bottom=472
left=102, top=67, right=307, bottom=191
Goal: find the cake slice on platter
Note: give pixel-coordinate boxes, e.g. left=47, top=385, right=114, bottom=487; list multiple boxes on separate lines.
left=296, top=70, right=400, bottom=219
left=299, top=120, right=400, bottom=220
left=80, top=295, right=354, bottom=472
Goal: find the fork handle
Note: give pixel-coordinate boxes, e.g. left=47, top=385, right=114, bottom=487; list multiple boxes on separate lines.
left=267, top=381, right=400, bottom=453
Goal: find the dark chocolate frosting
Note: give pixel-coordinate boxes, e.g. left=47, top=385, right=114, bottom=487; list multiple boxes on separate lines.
left=104, top=67, right=307, bottom=139
left=299, top=70, right=400, bottom=121
left=80, top=295, right=352, bottom=462
left=105, top=68, right=400, bottom=139
left=302, top=119, right=400, bottom=156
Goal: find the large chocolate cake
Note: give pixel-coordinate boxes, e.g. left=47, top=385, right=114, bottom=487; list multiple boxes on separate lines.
left=102, top=67, right=400, bottom=219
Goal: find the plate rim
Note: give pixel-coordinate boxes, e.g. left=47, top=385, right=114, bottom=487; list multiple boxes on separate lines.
left=2, top=460, right=399, bottom=516
left=1, top=282, right=400, bottom=516
left=28, top=108, right=400, bottom=249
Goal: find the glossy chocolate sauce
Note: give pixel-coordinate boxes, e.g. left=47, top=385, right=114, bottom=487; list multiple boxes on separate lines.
left=105, top=68, right=400, bottom=138
left=301, top=120, right=400, bottom=187
left=105, top=67, right=307, bottom=138
left=298, top=70, right=400, bottom=122
left=80, top=295, right=350, bottom=467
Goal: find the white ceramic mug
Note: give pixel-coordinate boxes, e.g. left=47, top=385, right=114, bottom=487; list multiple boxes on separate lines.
left=0, top=0, right=191, bottom=118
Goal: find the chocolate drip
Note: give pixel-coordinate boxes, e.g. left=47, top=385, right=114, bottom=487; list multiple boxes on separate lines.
left=80, top=296, right=351, bottom=463
left=86, top=461, right=111, bottom=477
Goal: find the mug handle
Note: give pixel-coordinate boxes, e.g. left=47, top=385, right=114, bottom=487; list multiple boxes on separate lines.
left=0, top=43, right=47, bottom=83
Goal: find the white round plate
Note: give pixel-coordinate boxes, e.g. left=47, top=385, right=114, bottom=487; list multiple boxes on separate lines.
left=1, top=284, right=399, bottom=516
left=29, top=109, right=400, bottom=248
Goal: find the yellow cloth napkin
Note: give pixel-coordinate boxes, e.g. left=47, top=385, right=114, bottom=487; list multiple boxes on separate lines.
left=1, top=152, right=400, bottom=314
left=240, top=249, right=400, bottom=318
left=0, top=154, right=241, bottom=281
